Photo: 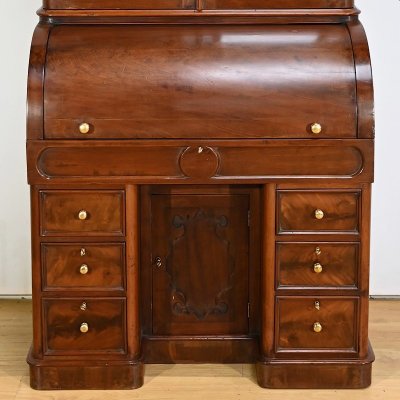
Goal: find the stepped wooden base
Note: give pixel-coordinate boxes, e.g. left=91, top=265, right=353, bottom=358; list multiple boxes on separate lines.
left=27, top=351, right=144, bottom=390
left=256, top=346, right=375, bottom=389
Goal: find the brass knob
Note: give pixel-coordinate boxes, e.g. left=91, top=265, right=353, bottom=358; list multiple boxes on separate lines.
left=313, top=322, right=323, bottom=333
left=80, top=264, right=89, bottom=275
left=79, top=122, right=90, bottom=134
left=78, top=210, right=88, bottom=220
left=314, top=209, right=324, bottom=220
left=80, top=301, right=87, bottom=311
left=314, top=263, right=323, bottom=274
left=80, top=322, right=89, bottom=333
left=311, top=123, right=322, bottom=135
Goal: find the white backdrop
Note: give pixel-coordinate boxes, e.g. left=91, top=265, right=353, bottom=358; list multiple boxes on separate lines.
left=0, top=1, right=399, bottom=296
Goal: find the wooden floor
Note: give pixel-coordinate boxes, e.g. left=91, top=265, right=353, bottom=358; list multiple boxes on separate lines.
left=0, top=300, right=399, bottom=400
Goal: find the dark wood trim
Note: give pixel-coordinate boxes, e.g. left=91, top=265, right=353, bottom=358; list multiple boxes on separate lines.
left=27, top=24, right=51, bottom=141
left=28, top=350, right=144, bottom=390
left=38, top=8, right=359, bottom=17
left=27, top=139, right=374, bottom=185
left=30, top=187, right=43, bottom=358
left=125, top=185, right=141, bottom=360
left=40, top=15, right=355, bottom=24
left=43, top=0, right=354, bottom=10
left=143, top=336, right=259, bottom=363
left=256, top=343, right=374, bottom=389
left=260, top=184, right=276, bottom=358
left=347, top=20, right=375, bottom=139
left=358, top=184, right=372, bottom=358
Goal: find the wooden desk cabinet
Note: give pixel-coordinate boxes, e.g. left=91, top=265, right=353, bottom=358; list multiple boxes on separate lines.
left=26, top=0, right=374, bottom=390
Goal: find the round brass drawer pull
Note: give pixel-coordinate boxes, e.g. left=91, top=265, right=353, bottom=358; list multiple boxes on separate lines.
left=78, top=210, right=88, bottom=220
left=79, top=122, right=90, bottom=134
left=313, top=263, right=323, bottom=274
left=80, top=264, right=89, bottom=275
left=80, top=322, right=89, bottom=333
left=313, top=322, right=323, bottom=333
left=314, top=209, right=324, bottom=220
left=311, top=122, right=322, bottom=135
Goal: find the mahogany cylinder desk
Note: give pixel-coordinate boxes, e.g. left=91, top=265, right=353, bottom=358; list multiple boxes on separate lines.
left=26, top=0, right=375, bottom=390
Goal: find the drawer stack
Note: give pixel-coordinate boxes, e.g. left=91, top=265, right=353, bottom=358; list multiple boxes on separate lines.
left=275, top=189, right=361, bottom=355
left=34, top=189, right=131, bottom=374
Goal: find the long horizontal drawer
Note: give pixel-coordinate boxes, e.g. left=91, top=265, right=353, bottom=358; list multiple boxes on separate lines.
left=28, top=140, right=373, bottom=184
left=39, top=190, right=125, bottom=236
left=277, top=190, right=360, bottom=234
left=276, top=242, right=359, bottom=289
left=43, top=298, right=126, bottom=355
left=41, top=243, right=125, bottom=291
left=276, top=296, right=358, bottom=353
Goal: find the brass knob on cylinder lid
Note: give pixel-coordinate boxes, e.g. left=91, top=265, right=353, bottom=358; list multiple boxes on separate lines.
left=78, top=210, right=88, bottom=220
left=311, top=123, right=322, bottom=135
left=313, top=322, right=323, bottom=333
left=80, top=264, right=89, bottom=275
left=80, top=322, right=89, bottom=333
left=314, top=263, right=323, bottom=274
left=315, top=209, right=324, bottom=220
left=79, top=122, right=90, bottom=134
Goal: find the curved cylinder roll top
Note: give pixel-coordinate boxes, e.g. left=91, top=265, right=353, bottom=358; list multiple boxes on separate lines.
left=34, top=23, right=371, bottom=140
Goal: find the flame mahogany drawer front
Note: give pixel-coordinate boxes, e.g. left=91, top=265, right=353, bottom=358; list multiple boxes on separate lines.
left=39, top=190, right=125, bottom=236
left=276, top=297, right=359, bottom=353
left=276, top=242, right=359, bottom=289
left=277, top=190, right=360, bottom=234
left=41, top=243, right=125, bottom=291
left=43, top=298, right=127, bottom=355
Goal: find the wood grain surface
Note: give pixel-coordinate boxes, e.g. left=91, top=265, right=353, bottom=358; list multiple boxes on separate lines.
left=1, top=299, right=397, bottom=398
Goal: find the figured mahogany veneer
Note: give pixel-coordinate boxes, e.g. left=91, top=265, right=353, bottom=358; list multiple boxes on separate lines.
left=276, top=297, right=358, bottom=352
left=276, top=242, right=359, bottom=289
left=277, top=190, right=360, bottom=234
left=43, top=298, right=127, bottom=355
left=39, top=190, right=125, bottom=236
left=26, top=0, right=374, bottom=391
left=42, top=243, right=125, bottom=291
left=44, top=25, right=357, bottom=140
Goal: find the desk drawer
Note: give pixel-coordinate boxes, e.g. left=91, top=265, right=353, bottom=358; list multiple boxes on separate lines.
left=276, top=297, right=358, bottom=353
left=43, top=298, right=126, bottom=355
left=277, top=190, right=360, bottom=234
left=276, top=242, right=359, bottom=289
left=40, top=190, right=125, bottom=236
left=42, top=243, right=125, bottom=291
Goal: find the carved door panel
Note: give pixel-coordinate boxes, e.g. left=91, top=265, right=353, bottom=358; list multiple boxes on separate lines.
left=151, top=194, right=250, bottom=336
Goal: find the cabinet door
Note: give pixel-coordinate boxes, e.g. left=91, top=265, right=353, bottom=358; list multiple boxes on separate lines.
left=151, top=193, right=249, bottom=336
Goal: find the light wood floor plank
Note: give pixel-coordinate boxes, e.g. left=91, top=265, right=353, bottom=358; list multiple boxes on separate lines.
left=0, top=299, right=397, bottom=400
